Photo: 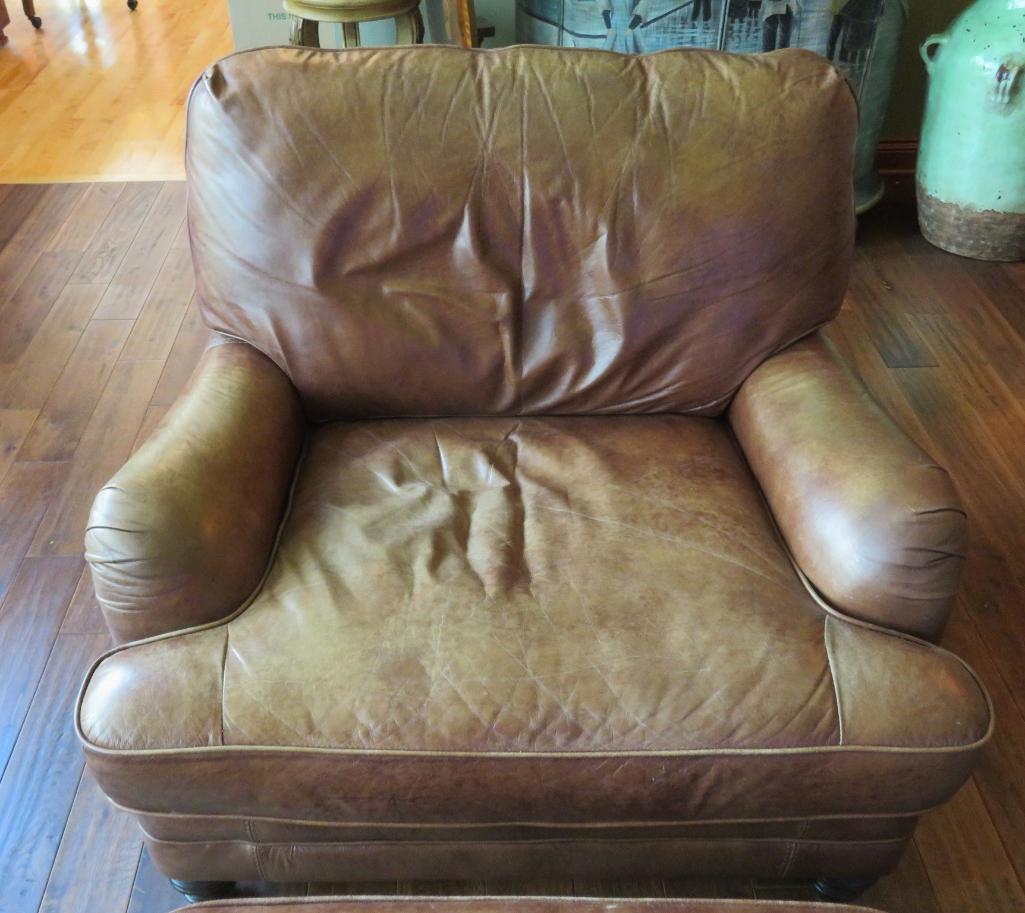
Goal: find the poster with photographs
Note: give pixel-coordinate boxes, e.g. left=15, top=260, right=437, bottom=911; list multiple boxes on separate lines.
left=516, top=1, right=884, bottom=96
left=721, top=1, right=884, bottom=97
left=516, top=1, right=727, bottom=52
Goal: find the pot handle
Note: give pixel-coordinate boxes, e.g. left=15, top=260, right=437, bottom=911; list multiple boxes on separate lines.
left=920, top=33, right=947, bottom=74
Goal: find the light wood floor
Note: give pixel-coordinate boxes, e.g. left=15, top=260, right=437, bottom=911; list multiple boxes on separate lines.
left=1, top=180, right=1024, bottom=913
left=0, top=0, right=231, bottom=183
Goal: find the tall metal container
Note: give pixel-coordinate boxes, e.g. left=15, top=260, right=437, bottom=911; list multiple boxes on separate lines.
left=917, top=0, right=1025, bottom=261
left=516, top=0, right=908, bottom=212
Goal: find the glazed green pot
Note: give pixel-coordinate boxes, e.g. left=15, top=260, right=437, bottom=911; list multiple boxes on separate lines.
left=917, top=0, right=1025, bottom=260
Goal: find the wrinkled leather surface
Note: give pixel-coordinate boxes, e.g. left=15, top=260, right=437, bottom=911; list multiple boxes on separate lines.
left=79, top=417, right=990, bottom=833
left=78, top=45, right=989, bottom=889
left=186, top=46, right=856, bottom=420
left=172, top=900, right=885, bottom=913
left=85, top=340, right=304, bottom=644
left=730, top=334, right=966, bottom=642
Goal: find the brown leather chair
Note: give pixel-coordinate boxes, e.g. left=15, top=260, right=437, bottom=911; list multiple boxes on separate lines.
left=77, top=45, right=992, bottom=905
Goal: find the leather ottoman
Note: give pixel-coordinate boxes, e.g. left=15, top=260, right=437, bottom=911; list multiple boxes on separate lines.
left=170, top=900, right=883, bottom=913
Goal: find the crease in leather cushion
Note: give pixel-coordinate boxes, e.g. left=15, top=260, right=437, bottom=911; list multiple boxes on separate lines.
left=78, top=417, right=991, bottom=826
left=171, top=899, right=887, bottom=913
left=185, top=46, right=856, bottom=420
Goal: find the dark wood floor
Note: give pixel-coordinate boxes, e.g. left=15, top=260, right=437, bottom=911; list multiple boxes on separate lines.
left=0, top=179, right=1023, bottom=913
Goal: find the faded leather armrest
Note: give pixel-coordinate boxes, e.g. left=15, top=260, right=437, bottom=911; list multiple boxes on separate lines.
left=729, top=334, right=966, bottom=642
left=85, top=340, right=305, bottom=644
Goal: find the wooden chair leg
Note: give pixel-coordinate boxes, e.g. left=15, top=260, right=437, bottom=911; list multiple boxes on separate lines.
left=341, top=21, right=360, bottom=47
left=288, top=15, right=320, bottom=47
left=22, top=0, right=41, bottom=28
left=394, top=9, right=424, bottom=45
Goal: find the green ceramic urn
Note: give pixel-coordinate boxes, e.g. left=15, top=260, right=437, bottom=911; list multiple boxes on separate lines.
left=917, top=0, right=1025, bottom=260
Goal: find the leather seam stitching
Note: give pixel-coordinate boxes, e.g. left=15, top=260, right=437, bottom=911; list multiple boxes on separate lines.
left=79, top=740, right=988, bottom=758
left=823, top=616, right=844, bottom=746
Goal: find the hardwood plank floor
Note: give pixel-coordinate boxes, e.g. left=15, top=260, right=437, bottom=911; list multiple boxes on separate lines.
left=0, top=181, right=1023, bottom=913
left=0, top=0, right=232, bottom=183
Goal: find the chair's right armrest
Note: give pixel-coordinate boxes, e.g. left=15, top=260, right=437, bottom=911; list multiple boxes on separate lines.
left=85, top=340, right=305, bottom=644
left=729, top=334, right=966, bottom=642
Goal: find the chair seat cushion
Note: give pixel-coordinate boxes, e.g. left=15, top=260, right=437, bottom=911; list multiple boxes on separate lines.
left=79, top=416, right=990, bottom=828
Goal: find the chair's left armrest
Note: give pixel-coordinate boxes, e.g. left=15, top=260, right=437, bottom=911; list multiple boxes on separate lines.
left=85, top=339, right=305, bottom=644
left=729, top=334, right=966, bottom=642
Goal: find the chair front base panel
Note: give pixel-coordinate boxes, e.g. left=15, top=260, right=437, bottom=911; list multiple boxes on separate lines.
left=142, top=828, right=908, bottom=886
left=812, top=878, right=881, bottom=903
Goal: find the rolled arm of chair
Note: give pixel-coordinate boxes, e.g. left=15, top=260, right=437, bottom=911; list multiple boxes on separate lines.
left=729, top=334, right=966, bottom=642
left=85, top=339, right=305, bottom=644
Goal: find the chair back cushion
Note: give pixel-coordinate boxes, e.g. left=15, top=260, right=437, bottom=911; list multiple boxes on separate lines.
left=186, top=46, right=856, bottom=420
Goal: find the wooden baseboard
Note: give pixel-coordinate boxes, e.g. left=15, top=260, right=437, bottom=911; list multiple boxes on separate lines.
left=878, top=138, right=918, bottom=177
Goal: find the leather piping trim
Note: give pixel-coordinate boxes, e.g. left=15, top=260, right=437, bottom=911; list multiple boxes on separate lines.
left=119, top=798, right=927, bottom=827
left=141, top=833, right=909, bottom=850
left=175, top=897, right=884, bottom=912
left=78, top=422, right=993, bottom=760
left=79, top=733, right=991, bottom=758
left=194, top=44, right=858, bottom=105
